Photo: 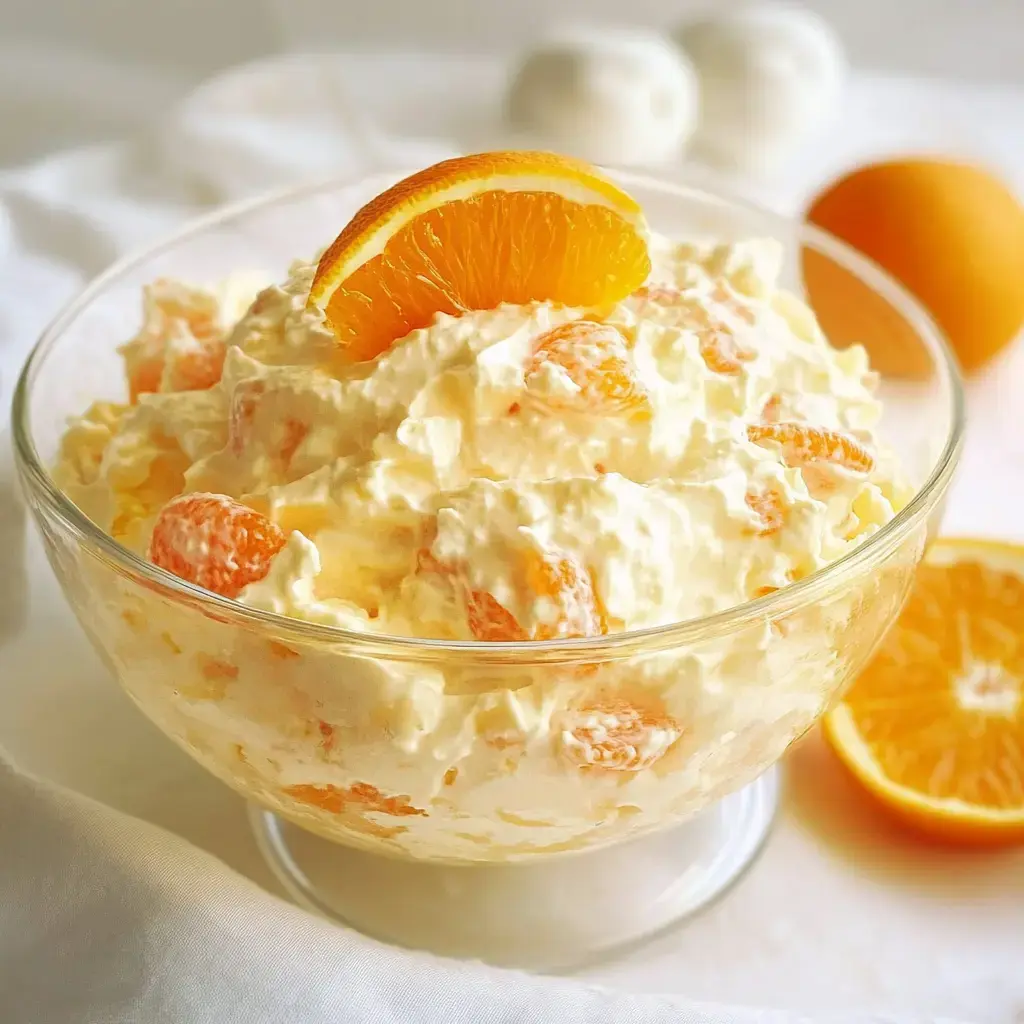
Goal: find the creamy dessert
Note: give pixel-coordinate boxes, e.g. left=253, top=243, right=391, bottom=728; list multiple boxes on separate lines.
left=51, top=155, right=918, bottom=861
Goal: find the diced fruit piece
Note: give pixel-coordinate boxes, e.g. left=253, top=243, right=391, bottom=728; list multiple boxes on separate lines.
left=229, top=380, right=266, bottom=455
left=747, top=422, right=875, bottom=473
left=284, top=782, right=427, bottom=817
left=121, top=279, right=225, bottom=400
left=746, top=486, right=786, bottom=536
left=824, top=537, right=1024, bottom=844
left=229, top=379, right=310, bottom=463
left=699, top=326, right=756, bottom=375
left=148, top=493, right=287, bottom=598
left=307, top=151, right=651, bottom=361
left=560, top=700, right=681, bottom=771
left=631, top=285, right=682, bottom=305
left=711, top=280, right=757, bottom=326
left=163, top=340, right=228, bottom=393
left=525, top=320, right=651, bottom=417
left=465, top=589, right=529, bottom=642
left=524, top=549, right=606, bottom=640
left=631, top=284, right=758, bottom=374
left=760, top=393, right=784, bottom=423
left=420, top=543, right=608, bottom=642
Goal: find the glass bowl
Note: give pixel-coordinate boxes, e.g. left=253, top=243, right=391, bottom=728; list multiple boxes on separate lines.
left=11, top=170, right=964, bottom=970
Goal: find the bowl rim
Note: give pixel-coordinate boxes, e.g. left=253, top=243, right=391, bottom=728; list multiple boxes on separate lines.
left=10, top=167, right=966, bottom=662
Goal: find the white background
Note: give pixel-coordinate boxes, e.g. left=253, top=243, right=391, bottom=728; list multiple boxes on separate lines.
left=3, top=0, right=1024, bottom=82
left=2, top=0, right=1024, bottom=167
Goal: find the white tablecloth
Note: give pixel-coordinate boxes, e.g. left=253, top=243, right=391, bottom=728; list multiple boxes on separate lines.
left=1, top=51, right=1023, bottom=1024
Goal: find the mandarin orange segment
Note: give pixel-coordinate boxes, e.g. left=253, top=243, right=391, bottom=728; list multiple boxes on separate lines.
left=747, top=422, right=875, bottom=473
left=711, top=280, right=757, bottom=326
left=166, top=341, right=228, bottom=393
left=308, top=152, right=650, bottom=361
left=699, top=326, right=756, bottom=376
left=123, top=280, right=225, bottom=401
left=229, top=380, right=266, bottom=455
left=524, top=549, right=607, bottom=641
left=229, top=379, right=310, bottom=464
left=148, top=492, right=287, bottom=598
left=824, top=539, right=1024, bottom=844
left=465, top=589, right=529, bottom=642
left=419, top=542, right=608, bottom=642
left=760, top=393, right=785, bottom=423
left=631, top=285, right=682, bottom=304
left=560, top=700, right=681, bottom=771
left=682, top=292, right=758, bottom=375
left=745, top=486, right=786, bottom=536
left=524, top=320, right=651, bottom=417
left=285, top=782, right=427, bottom=817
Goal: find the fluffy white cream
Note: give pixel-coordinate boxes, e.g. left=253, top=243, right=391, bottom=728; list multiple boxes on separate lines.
left=55, top=233, right=917, bottom=862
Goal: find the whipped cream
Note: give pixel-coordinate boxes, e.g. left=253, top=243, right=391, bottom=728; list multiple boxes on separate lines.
left=55, top=233, right=919, bottom=862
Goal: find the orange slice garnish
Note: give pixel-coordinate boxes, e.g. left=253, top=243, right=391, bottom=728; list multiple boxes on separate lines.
left=824, top=537, right=1024, bottom=845
left=307, top=151, right=651, bottom=361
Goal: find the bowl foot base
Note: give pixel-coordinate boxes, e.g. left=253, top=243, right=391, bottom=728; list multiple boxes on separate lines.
left=248, top=767, right=779, bottom=972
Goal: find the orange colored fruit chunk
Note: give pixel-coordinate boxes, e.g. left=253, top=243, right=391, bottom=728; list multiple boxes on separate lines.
left=308, top=151, right=651, bottom=362
left=711, top=281, right=757, bottom=326
left=228, top=379, right=309, bottom=463
left=633, top=283, right=758, bottom=375
left=699, top=325, right=756, bottom=376
left=824, top=538, right=1024, bottom=844
left=747, top=422, right=874, bottom=473
left=806, top=159, right=1024, bottom=374
left=561, top=700, right=680, bottom=771
left=285, top=782, right=427, bottom=817
left=421, top=544, right=607, bottom=642
left=524, top=320, right=651, bottom=417
left=148, top=493, right=287, bottom=598
left=760, top=393, right=785, bottom=423
left=122, top=280, right=226, bottom=400
left=746, top=487, right=786, bottom=536
left=524, top=549, right=607, bottom=641
left=465, top=589, right=529, bottom=642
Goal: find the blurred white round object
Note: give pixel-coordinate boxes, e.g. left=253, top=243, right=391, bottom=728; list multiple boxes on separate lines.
left=505, top=28, right=699, bottom=165
left=676, top=4, right=845, bottom=172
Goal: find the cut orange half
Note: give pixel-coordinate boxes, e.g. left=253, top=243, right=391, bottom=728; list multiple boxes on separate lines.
left=307, top=151, right=651, bottom=361
left=824, top=537, right=1024, bottom=845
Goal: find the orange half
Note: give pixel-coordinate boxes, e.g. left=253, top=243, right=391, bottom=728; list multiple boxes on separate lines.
left=824, top=537, right=1024, bottom=844
left=307, top=151, right=651, bottom=361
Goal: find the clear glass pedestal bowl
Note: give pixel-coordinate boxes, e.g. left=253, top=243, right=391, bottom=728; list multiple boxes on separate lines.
left=11, top=170, right=963, bottom=972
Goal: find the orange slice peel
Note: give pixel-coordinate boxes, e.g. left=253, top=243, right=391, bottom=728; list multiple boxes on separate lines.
left=824, top=537, right=1024, bottom=845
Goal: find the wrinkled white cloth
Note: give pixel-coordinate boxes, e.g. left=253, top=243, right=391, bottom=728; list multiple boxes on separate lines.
left=7, top=754, right=961, bottom=1024
left=0, top=50, right=1019, bottom=1024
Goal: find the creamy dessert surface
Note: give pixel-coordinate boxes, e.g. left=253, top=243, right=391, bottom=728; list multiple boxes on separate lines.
left=58, top=234, right=908, bottom=636
left=53, top=232, right=916, bottom=861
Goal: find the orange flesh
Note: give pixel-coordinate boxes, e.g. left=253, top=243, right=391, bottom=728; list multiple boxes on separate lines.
left=148, top=493, right=287, bottom=598
left=421, top=544, right=607, bottom=643
left=842, top=558, right=1024, bottom=814
left=748, top=422, right=875, bottom=473
left=561, top=700, right=679, bottom=771
left=524, top=320, right=651, bottom=417
left=285, top=782, right=427, bottom=817
left=746, top=487, right=786, bottom=536
left=320, top=190, right=650, bottom=362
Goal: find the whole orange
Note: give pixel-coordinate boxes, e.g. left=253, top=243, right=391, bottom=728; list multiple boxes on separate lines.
left=804, top=159, right=1024, bottom=374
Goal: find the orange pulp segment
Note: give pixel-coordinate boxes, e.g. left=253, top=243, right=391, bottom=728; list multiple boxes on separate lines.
left=524, top=320, right=651, bottom=417
left=748, top=422, right=875, bottom=474
left=148, top=493, right=286, bottom=598
left=824, top=537, right=1024, bottom=844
